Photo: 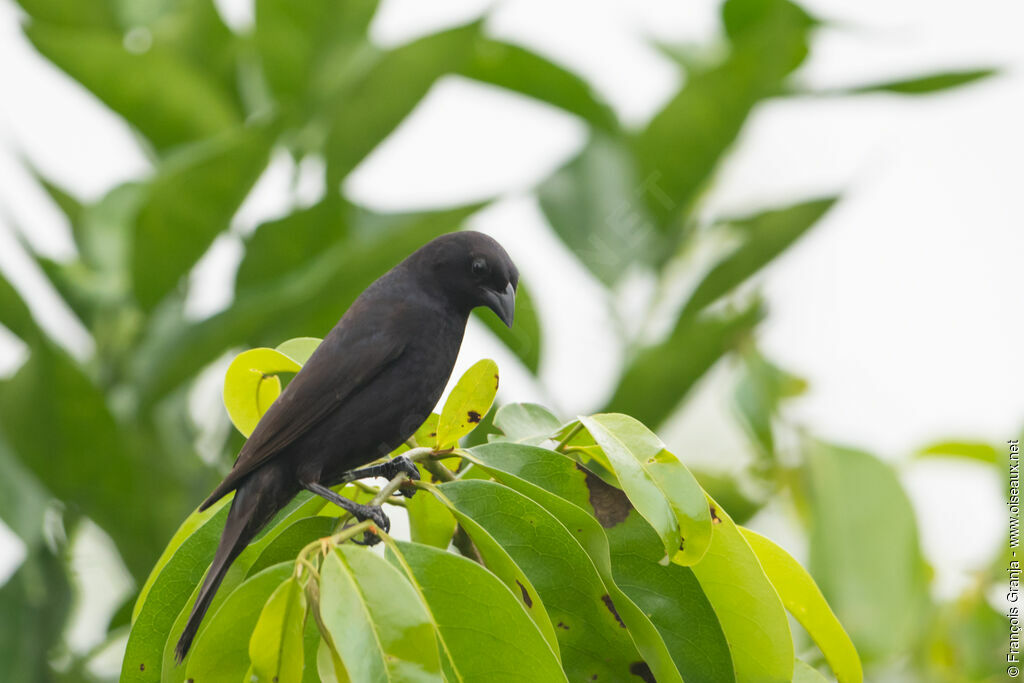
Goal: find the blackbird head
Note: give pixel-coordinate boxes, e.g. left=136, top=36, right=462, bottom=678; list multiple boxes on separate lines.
left=410, top=231, right=519, bottom=327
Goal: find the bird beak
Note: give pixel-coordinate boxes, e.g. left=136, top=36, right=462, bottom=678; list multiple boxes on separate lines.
left=482, top=282, right=516, bottom=328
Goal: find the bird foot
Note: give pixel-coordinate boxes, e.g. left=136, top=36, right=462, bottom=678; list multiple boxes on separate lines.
left=391, top=455, right=421, bottom=497
left=340, top=455, right=421, bottom=497
left=350, top=503, right=390, bottom=546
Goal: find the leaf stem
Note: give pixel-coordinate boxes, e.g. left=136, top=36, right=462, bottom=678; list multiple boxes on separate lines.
left=555, top=422, right=583, bottom=452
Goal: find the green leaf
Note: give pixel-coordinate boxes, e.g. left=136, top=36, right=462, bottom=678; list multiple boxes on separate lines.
left=133, top=125, right=272, bottom=310
left=458, top=38, right=618, bottom=132
left=407, top=465, right=457, bottom=549
left=235, top=200, right=349, bottom=292
left=538, top=135, right=657, bottom=284
left=113, top=0, right=239, bottom=97
left=916, top=440, right=999, bottom=465
left=840, top=68, right=997, bottom=95
left=793, top=660, right=831, bottom=683
left=222, top=347, right=302, bottom=437
left=276, top=336, right=323, bottom=366
left=316, top=637, right=350, bottom=683
left=491, top=402, right=562, bottom=445
left=121, top=502, right=231, bottom=681
left=0, top=437, right=49, bottom=548
left=240, top=492, right=332, bottom=567
left=605, top=303, right=763, bottom=427
left=740, top=528, right=863, bottom=683
left=419, top=482, right=560, bottom=658
left=690, top=497, right=794, bottom=682
left=0, top=270, right=40, bottom=343
left=466, top=443, right=733, bottom=682
left=249, top=576, right=307, bottom=683
left=301, top=605, right=322, bottom=683
left=14, top=0, right=116, bottom=28
left=734, top=349, right=807, bottom=457
left=634, top=0, right=814, bottom=232
left=435, top=358, right=499, bottom=449
left=722, top=0, right=816, bottom=54
left=691, top=469, right=763, bottom=525
left=681, top=198, right=837, bottom=318
left=439, top=479, right=648, bottom=681
left=474, top=279, right=542, bottom=373
left=74, top=180, right=142, bottom=276
left=132, top=496, right=231, bottom=624
left=391, top=540, right=569, bottom=682
left=923, top=589, right=1010, bottom=679
left=320, top=545, right=442, bottom=682
left=322, top=23, right=616, bottom=186
left=18, top=248, right=102, bottom=329
left=0, top=547, right=73, bottom=683
left=803, top=442, right=931, bottom=662
left=412, top=413, right=440, bottom=448
left=184, top=563, right=293, bottom=683
left=254, top=0, right=378, bottom=109
left=27, top=162, right=85, bottom=229
left=606, top=514, right=736, bottom=683
left=25, top=22, right=240, bottom=151
left=245, top=515, right=337, bottom=577
left=0, top=346, right=194, bottom=579
left=580, top=414, right=713, bottom=564
left=324, top=23, right=479, bottom=184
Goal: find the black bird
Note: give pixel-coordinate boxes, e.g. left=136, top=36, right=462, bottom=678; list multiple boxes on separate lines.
left=174, top=230, right=517, bottom=662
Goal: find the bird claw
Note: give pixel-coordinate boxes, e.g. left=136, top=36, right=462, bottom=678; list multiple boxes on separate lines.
left=351, top=504, right=389, bottom=546
left=392, top=455, right=421, bottom=498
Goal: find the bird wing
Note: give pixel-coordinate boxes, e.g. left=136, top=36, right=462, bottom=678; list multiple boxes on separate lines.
left=200, top=323, right=406, bottom=509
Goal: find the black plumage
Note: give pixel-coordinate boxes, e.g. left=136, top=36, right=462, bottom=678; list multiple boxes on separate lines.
left=174, top=230, right=518, bottom=662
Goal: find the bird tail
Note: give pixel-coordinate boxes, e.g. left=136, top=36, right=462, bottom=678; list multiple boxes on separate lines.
left=174, top=479, right=279, bottom=663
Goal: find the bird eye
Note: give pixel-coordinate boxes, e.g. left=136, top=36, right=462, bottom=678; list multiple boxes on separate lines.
left=471, top=258, right=488, bottom=276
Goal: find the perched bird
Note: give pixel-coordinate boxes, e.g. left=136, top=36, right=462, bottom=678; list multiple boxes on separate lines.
left=174, top=231, right=518, bottom=662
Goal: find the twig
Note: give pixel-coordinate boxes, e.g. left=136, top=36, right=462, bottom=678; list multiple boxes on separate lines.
left=406, top=446, right=436, bottom=463
left=422, top=459, right=457, bottom=483
left=372, top=471, right=410, bottom=504
left=555, top=422, right=583, bottom=452
left=353, top=480, right=407, bottom=507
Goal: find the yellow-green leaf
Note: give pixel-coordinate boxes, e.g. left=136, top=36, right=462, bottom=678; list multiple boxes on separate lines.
left=413, top=413, right=440, bottom=449
left=421, top=482, right=561, bottom=659
left=793, top=659, right=831, bottom=682
left=131, top=495, right=231, bottom=624
left=435, top=359, right=499, bottom=449
left=407, top=465, right=457, bottom=549
left=580, top=413, right=712, bottom=564
left=320, top=546, right=442, bottom=682
left=248, top=577, right=307, bottom=683
left=741, top=528, right=863, bottom=683
left=276, top=337, right=322, bottom=366
left=223, top=348, right=302, bottom=437
left=690, top=497, right=793, bottom=682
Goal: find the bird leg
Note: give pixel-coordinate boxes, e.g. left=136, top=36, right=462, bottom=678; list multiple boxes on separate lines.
left=340, top=455, right=421, bottom=497
left=303, top=482, right=389, bottom=545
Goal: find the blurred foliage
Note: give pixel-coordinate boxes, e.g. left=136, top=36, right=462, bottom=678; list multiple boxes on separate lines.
left=0, top=0, right=1005, bottom=680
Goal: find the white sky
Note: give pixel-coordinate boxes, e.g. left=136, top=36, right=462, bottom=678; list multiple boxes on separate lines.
left=0, top=0, right=1019, bottom=662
